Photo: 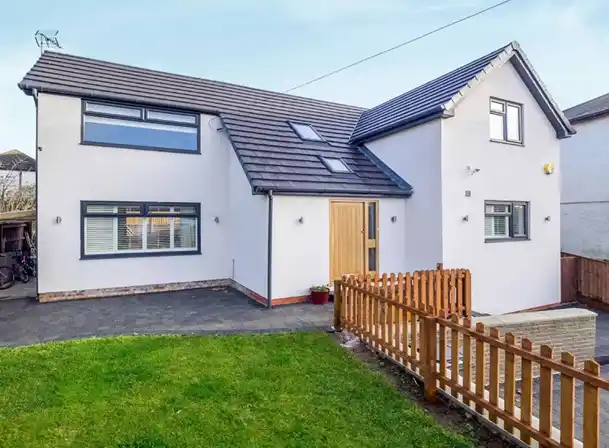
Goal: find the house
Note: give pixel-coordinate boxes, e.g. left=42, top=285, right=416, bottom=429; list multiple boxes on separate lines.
left=0, top=149, right=36, bottom=189
left=18, top=41, right=574, bottom=314
left=561, top=93, right=609, bottom=259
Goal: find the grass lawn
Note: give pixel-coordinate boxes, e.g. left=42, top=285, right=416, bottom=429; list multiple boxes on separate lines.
left=0, top=332, right=472, bottom=448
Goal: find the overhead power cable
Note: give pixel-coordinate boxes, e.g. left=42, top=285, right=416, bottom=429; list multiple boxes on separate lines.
left=283, top=0, right=515, bottom=93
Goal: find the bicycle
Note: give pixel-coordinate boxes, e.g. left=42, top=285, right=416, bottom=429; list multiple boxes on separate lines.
left=0, top=252, right=36, bottom=290
left=0, top=265, right=14, bottom=290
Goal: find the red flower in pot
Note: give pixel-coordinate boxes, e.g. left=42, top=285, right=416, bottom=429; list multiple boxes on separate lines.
left=310, top=284, right=330, bottom=305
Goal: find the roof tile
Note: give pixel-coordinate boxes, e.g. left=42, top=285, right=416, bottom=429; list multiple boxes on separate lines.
left=564, top=92, right=609, bottom=123
left=351, top=46, right=507, bottom=142
left=20, top=52, right=411, bottom=197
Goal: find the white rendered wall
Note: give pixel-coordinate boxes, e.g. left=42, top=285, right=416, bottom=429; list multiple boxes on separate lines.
left=366, top=120, right=443, bottom=271
left=37, top=93, right=231, bottom=293
left=441, top=60, right=561, bottom=314
left=271, top=196, right=407, bottom=300
left=561, top=116, right=609, bottom=259
left=227, top=148, right=268, bottom=297
left=271, top=196, right=329, bottom=300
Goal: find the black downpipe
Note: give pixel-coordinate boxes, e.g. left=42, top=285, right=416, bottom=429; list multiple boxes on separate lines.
left=33, top=89, right=39, bottom=301
left=266, top=191, right=273, bottom=308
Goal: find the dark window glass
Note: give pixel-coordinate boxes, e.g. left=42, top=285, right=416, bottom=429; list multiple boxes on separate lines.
left=84, top=117, right=198, bottom=152
left=82, top=202, right=199, bottom=257
left=147, top=217, right=171, bottom=250
left=368, top=202, right=377, bottom=239
left=489, top=98, right=523, bottom=144
left=117, top=217, right=144, bottom=251
left=83, top=102, right=199, bottom=152
left=484, top=201, right=529, bottom=240
left=368, top=248, right=377, bottom=271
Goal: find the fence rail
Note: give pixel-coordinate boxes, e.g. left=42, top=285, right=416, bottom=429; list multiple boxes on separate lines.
left=335, top=276, right=609, bottom=448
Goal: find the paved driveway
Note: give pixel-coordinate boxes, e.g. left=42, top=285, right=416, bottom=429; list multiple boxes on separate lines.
left=595, top=307, right=609, bottom=363
left=0, top=287, right=333, bottom=346
left=526, top=303, right=609, bottom=445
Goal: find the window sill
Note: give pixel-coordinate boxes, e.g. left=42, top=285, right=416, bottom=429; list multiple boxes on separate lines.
left=80, top=141, right=201, bottom=155
left=484, top=237, right=530, bottom=243
left=489, top=139, right=524, bottom=147
left=81, top=250, right=201, bottom=260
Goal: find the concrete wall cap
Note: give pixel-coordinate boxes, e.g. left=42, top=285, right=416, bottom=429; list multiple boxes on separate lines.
left=473, top=308, right=597, bottom=326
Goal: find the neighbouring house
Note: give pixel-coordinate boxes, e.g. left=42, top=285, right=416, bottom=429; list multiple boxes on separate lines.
left=18, top=41, right=574, bottom=314
left=0, top=149, right=36, bottom=189
left=561, top=92, right=609, bottom=259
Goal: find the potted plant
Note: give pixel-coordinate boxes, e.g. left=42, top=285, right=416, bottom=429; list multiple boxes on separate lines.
left=310, top=284, right=330, bottom=305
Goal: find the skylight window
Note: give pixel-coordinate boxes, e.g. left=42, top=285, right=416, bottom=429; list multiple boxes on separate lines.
left=289, top=122, right=325, bottom=141
left=321, top=157, right=352, bottom=173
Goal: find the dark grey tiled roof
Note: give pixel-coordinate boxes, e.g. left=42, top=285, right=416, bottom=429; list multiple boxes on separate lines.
left=351, top=41, right=575, bottom=142
left=351, top=46, right=507, bottom=142
left=19, top=52, right=412, bottom=197
left=564, top=92, right=609, bottom=123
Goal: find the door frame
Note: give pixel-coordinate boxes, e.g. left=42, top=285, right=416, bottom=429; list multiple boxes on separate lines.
left=329, top=199, right=379, bottom=281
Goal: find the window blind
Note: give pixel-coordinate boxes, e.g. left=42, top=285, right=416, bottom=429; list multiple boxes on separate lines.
left=82, top=202, right=199, bottom=258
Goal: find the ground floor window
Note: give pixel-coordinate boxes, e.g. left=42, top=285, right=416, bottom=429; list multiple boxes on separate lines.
left=484, top=201, right=529, bottom=241
left=82, top=201, right=200, bottom=258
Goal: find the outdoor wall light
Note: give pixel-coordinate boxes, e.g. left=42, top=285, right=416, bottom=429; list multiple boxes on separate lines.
left=545, top=216, right=551, bottom=222
left=466, top=165, right=480, bottom=176
left=391, top=216, right=397, bottom=223
left=462, top=215, right=469, bottom=222
left=213, top=217, right=220, bottom=223
left=55, top=216, right=62, bottom=224
left=297, top=217, right=304, bottom=224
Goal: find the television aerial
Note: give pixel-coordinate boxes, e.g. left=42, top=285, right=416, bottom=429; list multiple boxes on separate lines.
left=34, top=30, right=62, bottom=54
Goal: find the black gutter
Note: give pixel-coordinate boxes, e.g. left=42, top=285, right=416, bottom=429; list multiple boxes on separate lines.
left=266, top=190, right=273, bottom=309
left=252, top=188, right=411, bottom=198
left=566, top=109, right=609, bottom=125
left=33, top=88, right=39, bottom=301
left=18, top=83, right=221, bottom=117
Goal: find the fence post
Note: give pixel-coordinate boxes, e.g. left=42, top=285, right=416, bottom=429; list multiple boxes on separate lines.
left=583, top=360, right=600, bottom=448
left=464, top=270, right=472, bottom=318
left=333, top=279, right=343, bottom=331
left=422, top=314, right=437, bottom=402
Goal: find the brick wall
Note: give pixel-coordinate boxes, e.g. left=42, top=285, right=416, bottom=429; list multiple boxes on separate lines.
left=38, top=279, right=231, bottom=302
left=457, top=308, right=597, bottom=383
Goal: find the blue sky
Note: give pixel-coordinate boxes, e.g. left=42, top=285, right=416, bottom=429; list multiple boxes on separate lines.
left=1, top=0, right=608, bottom=156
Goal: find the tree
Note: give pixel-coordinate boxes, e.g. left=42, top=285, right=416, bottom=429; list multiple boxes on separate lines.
left=0, top=155, right=35, bottom=212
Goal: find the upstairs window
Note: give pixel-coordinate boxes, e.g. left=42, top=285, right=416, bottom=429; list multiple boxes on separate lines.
left=484, top=201, right=529, bottom=241
left=82, top=202, right=200, bottom=258
left=489, top=98, right=523, bottom=144
left=82, top=101, right=199, bottom=153
left=321, top=157, right=352, bottom=173
left=288, top=122, right=325, bottom=142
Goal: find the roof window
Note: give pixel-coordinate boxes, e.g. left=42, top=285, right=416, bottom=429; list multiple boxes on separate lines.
left=321, top=157, right=351, bottom=173
left=289, top=122, right=325, bottom=141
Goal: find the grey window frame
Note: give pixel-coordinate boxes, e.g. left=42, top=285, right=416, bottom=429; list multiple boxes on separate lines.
left=80, top=200, right=201, bottom=259
left=484, top=200, right=530, bottom=243
left=81, top=99, right=201, bottom=154
left=287, top=121, right=326, bottom=142
left=320, top=156, right=353, bottom=173
left=489, top=98, right=524, bottom=145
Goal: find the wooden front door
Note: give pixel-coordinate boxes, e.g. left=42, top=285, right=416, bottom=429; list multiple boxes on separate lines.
left=330, top=201, right=366, bottom=280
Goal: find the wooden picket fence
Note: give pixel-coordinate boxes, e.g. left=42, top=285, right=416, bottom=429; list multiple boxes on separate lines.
left=342, top=268, right=471, bottom=319
left=334, top=277, right=609, bottom=448
left=561, top=253, right=609, bottom=310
